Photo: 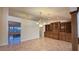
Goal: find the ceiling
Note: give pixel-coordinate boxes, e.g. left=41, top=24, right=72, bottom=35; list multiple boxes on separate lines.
left=9, top=7, right=71, bottom=24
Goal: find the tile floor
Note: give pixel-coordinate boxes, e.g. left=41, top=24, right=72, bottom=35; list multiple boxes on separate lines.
left=0, top=37, right=79, bottom=51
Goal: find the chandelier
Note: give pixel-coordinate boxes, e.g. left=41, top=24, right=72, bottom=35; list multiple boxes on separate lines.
left=36, top=12, right=47, bottom=27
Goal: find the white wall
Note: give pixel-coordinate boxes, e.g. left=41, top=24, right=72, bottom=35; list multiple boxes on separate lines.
left=8, top=16, right=40, bottom=42
left=21, top=19, right=39, bottom=41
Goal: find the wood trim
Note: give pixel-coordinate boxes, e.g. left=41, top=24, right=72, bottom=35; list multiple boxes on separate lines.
left=70, top=11, right=78, bottom=14
left=77, top=7, right=79, bottom=11
left=70, top=10, right=78, bottom=51
left=9, top=32, right=20, bottom=35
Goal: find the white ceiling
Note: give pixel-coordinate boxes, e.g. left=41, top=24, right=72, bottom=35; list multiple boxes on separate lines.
left=10, top=7, right=70, bottom=17
left=9, top=7, right=71, bottom=23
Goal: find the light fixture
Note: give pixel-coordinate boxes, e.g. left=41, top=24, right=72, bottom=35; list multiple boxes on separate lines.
left=36, top=12, right=49, bottom=27
left=35, top=12, right=44, bottom=27
left=36, top=22, right=39, bottom=25
left=39, top=24, right=43, bottom=27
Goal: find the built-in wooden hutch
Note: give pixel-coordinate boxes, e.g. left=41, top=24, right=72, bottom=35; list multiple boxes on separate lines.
left=44, top=21, right=72, bottom=42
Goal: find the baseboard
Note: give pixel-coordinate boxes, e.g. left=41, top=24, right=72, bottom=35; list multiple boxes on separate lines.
left=0, top=43, right=8, bottom=46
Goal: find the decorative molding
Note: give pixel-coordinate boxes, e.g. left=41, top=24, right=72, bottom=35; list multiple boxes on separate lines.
left=70, top=7, right=78, bottom=14
left=77, top=7, right=79, bottom=11
left=70, top=10, right=78, bottom=14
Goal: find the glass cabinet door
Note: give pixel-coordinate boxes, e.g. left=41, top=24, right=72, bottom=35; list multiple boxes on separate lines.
left=8, top=21, right=21, bottom=45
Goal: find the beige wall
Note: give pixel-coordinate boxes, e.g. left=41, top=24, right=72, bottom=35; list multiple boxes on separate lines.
left=0, top=8, right=8, bottom=46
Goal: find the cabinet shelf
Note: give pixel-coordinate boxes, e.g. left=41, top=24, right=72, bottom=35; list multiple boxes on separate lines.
left=9, top=32, right=20, bottom=35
